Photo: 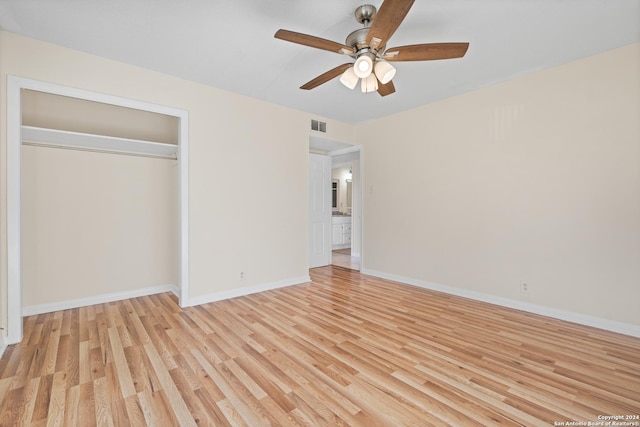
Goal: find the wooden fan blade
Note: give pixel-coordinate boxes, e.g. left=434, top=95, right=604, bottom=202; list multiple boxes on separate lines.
left=275, top=29, right=354, bottom=55
left=377, top=80, right=396, bottom=97
left=384, top=43, right=469, bottom=61
left=300, top=63, right=352, bottom=90
left=366, top=0, right=415, bottom=50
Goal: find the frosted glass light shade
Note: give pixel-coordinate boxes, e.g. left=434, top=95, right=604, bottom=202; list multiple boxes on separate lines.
left=374, top=60, right=396, bottom=84
left=339, top=66, right=359, bottom=90
left=354, top=55, right=373, bottom=78
left=360, top=73, right=378, bottom=93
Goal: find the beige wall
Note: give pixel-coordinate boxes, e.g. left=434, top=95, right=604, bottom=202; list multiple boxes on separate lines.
left=22, top=89, right=179, bottom=144
left=21, top=146, right=178, bottom=306
left=0, top=31, right=357, bottom=328
left=20, top=89, right=180, bottom=308
left=358, top=43, right=640, bottom=326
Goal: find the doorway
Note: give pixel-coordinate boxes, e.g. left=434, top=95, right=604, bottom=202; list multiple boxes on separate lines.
left=330, top=149, right=361, bottom=271
left=308, top=136, right=362, bottom=272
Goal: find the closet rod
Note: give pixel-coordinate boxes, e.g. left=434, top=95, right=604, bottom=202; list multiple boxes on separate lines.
left=22, top=141, right=177, bottom=160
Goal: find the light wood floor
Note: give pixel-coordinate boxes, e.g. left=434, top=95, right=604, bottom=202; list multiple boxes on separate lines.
left=1, top=266, right=638, bottom=426
left=332, top=249, right=360, bottom=271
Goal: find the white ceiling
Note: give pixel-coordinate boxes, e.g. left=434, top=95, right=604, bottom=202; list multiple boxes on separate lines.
left=1, top=0, right=638, bottom=124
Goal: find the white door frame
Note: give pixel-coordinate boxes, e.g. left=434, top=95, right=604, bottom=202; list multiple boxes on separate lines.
left=6, top=75, right=190, bottom=344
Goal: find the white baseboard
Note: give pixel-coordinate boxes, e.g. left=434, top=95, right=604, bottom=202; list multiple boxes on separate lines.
left=23, top=283, right=179, bottom=316
left=187, top=275, right=311, bottom=307
left=361, top=268, right=640, bottom=338
left=21, top=274, right=311, bottom=317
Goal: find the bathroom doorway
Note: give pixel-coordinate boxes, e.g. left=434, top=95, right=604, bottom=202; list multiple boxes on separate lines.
left=330, top=149, right=361, bottom=271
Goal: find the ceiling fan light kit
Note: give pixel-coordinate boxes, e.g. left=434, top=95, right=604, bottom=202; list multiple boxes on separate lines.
left=339, top=67, right=359, bottom=89
left=374, top=60, right=396, bottom=84
left=274, top=0, right=469, bottom=97
left=340, top=59, right=395, bottom=91
left=361, top=73, right=379, bottom=93
left=354, top=54, right=374, bottom=78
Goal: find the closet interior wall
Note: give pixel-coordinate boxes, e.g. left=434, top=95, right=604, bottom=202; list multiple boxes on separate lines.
left=20, top=90, right=179, bottom=311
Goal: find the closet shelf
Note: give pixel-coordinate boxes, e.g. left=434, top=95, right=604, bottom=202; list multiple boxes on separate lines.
left=21, top=125, right=178, bottom=159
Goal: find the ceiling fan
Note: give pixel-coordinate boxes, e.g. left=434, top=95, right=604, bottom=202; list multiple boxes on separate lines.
left=274, top=0, right=469, bottom=96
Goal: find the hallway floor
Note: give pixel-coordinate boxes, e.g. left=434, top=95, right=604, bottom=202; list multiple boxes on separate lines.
left=331, top=249, right=360, bottom=270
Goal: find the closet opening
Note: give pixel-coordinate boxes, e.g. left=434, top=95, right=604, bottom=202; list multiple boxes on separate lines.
left=6, top=76, right=189, bottom=344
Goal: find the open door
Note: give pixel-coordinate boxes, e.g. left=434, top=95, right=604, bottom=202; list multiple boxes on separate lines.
left=309, top=153, right=331, bottom=268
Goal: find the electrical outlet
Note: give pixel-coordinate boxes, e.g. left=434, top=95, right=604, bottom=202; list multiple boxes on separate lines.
left=521, top=282, right=529, bottom=293
left=240, top=271, right=245, bottom=280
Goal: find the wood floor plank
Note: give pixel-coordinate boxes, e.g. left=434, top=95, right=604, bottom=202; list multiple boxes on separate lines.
left=7, top=345, right=37, bottom=393
left=26, top=316, right=45, bottom=348
left=193, top=387, right=231, bottom=426
left=54, top=334, right=71, bottom=375
left=78, top=340, right=92, bottom=385
left=109, top=396, right=132, bottom=427
left=0, top=266, right=638, bottom=426
left=66, top=310, right=80, bottom=390
left=123, top=394, right=147, bottom=427
left=45, top=370, right=67, bottom=427
left=142, top=342, right=196, bottom=427
left=190, top=349, right=262, bottom=426
left=167, top=366, right=215, bottom=427
left=137, top=388, right=176, bottom=427
left=77, top=381, right=96, bottom=427
left=30, top=373, right=53, bottom=424
left=63, top=384, right=80, bottom=427
left=29, top=321, right=52, bottom=381
left=231, top=347, right=297, bottom=412
left=41, top=314, right=62, bottom=377
left=216, top=398, right=249, bottom=427
left=93, top=376, right=115, bottom=427
left=108, top=327, right=136, bottom=398
left=14, top=378, right=40, bottom=425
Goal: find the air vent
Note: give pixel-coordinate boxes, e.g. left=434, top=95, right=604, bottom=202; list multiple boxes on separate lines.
left=311, top=119, right=327, bottom=133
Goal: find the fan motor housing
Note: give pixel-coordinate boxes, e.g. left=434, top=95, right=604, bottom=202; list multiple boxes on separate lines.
left=345, top=28, right=369, bottom=51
